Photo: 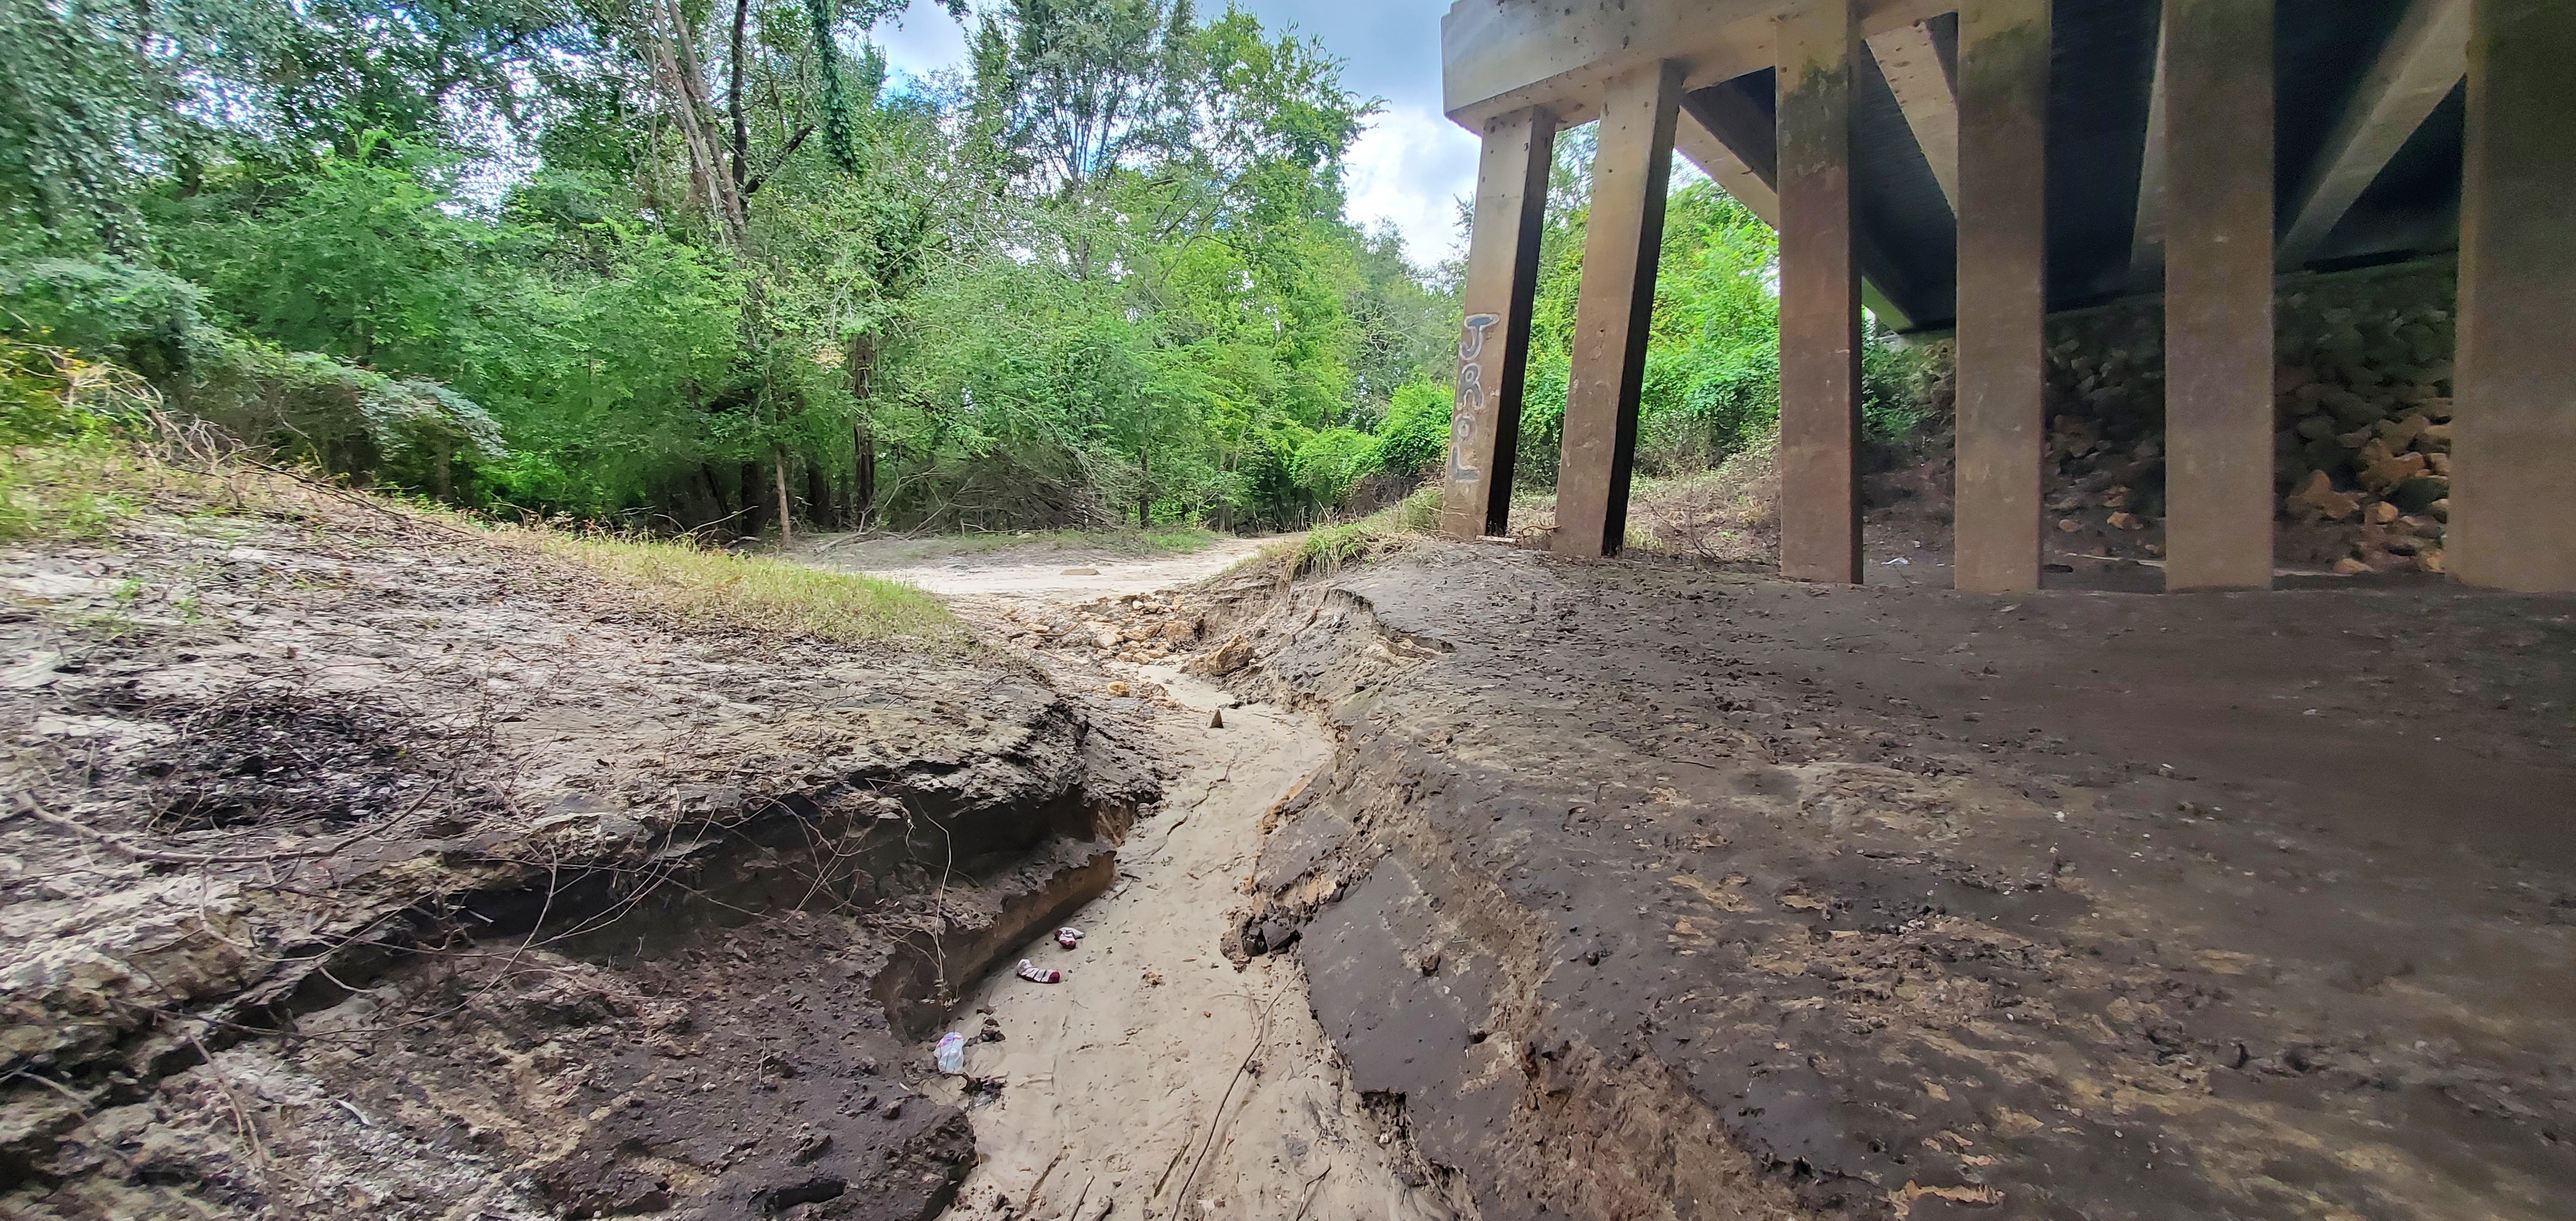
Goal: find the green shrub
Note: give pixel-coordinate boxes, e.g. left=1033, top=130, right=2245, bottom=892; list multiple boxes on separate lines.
left=1373, top=381, right=1451, bottom=478
left=1288, top=426, right=1381, bottom=505
left=2, top=254, right=505, bottom=495
left=0, top=257, right=209, bottom=383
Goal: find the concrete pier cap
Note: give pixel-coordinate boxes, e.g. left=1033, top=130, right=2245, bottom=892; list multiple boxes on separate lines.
left=1441, top=0, right=1954, bottom=130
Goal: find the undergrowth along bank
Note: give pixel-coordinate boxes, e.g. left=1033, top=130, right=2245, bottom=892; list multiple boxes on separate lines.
left=2, top=343, right=957, bottom=646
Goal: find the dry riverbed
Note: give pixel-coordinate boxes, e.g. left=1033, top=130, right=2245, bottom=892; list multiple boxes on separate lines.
left=929, top=665, right=1456, bottom=1221
left=839, top=535, right=1458, bottom=1220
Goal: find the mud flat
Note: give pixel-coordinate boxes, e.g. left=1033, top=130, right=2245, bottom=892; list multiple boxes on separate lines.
left=1, top=500, right=1153, bottom=1219
left=1072, top=543, right=2576, bottom=1220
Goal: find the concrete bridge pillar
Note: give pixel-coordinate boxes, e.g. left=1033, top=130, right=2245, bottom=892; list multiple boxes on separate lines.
left=1952, top=0, right=2051, bottom=593
left=1440, top=108, right=1557, bottom=540
left=2160, top=0, right=2276, bottom=590
left=2449, top=0, right=2576, bottom=591
left=1777, top=0, right=1865, bottom=583
left=1552, top=63, right=1684, bottom=557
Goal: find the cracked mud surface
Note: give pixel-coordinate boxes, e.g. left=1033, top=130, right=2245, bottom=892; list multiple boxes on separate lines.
left=1137, top=543, right=2575, bottom=1219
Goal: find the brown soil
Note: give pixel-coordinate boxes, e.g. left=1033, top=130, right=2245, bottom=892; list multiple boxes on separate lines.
left=886, top=552, right=1466, bottom=1221
left=19, top=456, right=2568, bottom=1221
left=1085, top=542, right=2576, bottom=1219
left=927, top=665, right=1462, bottom=1221
left=1, top=503, right=1156, bottom=1219
left=787, top=532, right=1278, bottom=608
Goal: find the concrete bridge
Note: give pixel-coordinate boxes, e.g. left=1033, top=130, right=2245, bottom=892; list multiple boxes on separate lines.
left=1435, top=0, right=2573, bottom=593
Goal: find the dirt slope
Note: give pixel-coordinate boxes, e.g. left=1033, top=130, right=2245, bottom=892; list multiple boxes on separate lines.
left=1100, top=542, right=2576, bottom=1220
left=2, top=502, right=1152, bottom=1219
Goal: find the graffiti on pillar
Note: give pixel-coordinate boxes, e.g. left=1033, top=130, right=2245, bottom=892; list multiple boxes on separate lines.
left=1448, top=313, right=1500, bottom=483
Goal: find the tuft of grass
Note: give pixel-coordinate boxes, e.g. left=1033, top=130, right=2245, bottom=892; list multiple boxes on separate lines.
left=0, top=425, right=231, bottom=543
left=536, top=533, right=959, bottom=644
left=1267, top=485, right=1442, bottom=580
left=1, top=343, right=173, bottom=541
left=1620, top=434, right=1781, bottom=561
left=1121, top=524, right=1226, bottom=555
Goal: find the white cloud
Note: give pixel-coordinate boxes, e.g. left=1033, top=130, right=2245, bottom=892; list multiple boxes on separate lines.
left=872, top=0, right=970, bottom=88
left=866, top=1, right=1478, bottom=266
left=1344, top=102, right=1480, bottom=267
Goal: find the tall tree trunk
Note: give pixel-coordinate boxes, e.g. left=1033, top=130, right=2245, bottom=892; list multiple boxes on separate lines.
left=847, top=332, right=879, bottom=529
left=728, top=0, right=751, bottom=195
left=774, top=451, right=793, bottom=543
left=645, top=0, right=744, bottom=245
left=806, top=460, right=832, bottom=528
left=1138, top=449, right=1152, bottom=527
left=699, top=463, right=727, bottom=529
left=739, top=461, right=766, bottom=534
left=853, top=427, right=877, bottom=528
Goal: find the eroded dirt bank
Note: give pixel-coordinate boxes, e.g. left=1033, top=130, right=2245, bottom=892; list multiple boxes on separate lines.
left=928, top=664, right=1461, bottom=1221
left=2, top=501, right=1154, bottom=1219
left=870, top=544, right=1461, bottom=1220
left=1082, top=543, right=2576, bottom=1219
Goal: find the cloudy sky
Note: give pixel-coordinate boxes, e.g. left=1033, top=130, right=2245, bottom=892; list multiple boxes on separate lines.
left=870, top=0, right=1481, bottom=267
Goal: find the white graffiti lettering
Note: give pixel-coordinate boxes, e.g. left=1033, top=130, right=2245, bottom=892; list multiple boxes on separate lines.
left=1449, top=314, right=1501, bottom=482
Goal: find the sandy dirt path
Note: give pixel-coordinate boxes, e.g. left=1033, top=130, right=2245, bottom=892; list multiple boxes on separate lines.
left=791, top=533, right=1281, bottom=607
left=874, top=542, right=1451, bottom=1221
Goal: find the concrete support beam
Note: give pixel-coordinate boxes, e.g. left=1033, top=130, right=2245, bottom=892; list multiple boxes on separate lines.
left=1681, top=83, right=1919, bottom=329
left=1554, top=63, right=1684, bottom=557
left=1443, top=0, right=1955, bottom=131
left=2160, top=0, right=2275, bottom=591
left=1866, top=20, right=1960, bottom=212
left=2128, top=17, right=2171, bottom=284
left=2448, top=0, right=2576, bottom=591
left=1777, top=0, right=1864, bottom=584
left=1674, top=109, right=1779, bottom=225
left=1440, top=109, right=1556, bottom=540
left=1952, top=0, right=2049, bottom=593
left=2279, top=0, right=2468, bottom=267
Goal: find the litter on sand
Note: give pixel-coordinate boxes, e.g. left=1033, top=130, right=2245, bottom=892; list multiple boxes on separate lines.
left=1055, top=926, right=1085, bottom=949
left=1016, top=959, right=1063, bottom=984
left=935, top=1032, right=968, bottom=1075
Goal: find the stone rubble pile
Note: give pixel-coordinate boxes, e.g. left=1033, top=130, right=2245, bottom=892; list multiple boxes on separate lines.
left=996, top=592, right=1209, bottom=665
left=2027, top=266, right=2453, bottom=575
left=2270, top=293, right=2453, bottom=575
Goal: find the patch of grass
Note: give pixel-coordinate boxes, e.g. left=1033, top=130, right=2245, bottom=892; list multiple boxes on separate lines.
left=536, top=532, right=959, bottom=644
left=1621, top=435, right=1780, bottom=561
left=1501, top=434, right=1781, bottom=562
left=1, top=428, right=203, bottom=542
left=1271, top=485, right=1442, bottom=580
left=2, top=342, right=216, bottom=542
